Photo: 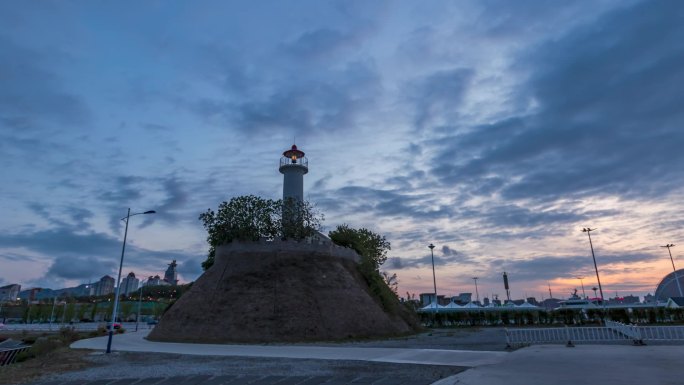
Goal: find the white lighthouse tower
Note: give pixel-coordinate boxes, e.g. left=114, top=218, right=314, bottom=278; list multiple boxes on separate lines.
left=279, top=144, right=308, bottom=202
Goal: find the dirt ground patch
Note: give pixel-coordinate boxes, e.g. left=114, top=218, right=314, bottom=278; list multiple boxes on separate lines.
left=296, top=327, right=511, bottom=351
left=1, top=348, right=97, bottom=385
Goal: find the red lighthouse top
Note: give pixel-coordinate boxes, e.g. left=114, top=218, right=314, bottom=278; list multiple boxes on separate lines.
left=283, top=144, right=305, bottom=163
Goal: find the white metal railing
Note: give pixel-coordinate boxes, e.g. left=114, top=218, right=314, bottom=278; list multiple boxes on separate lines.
left=638, top=325, right=684, bottom=341
left=506, top=326, right=630, bottom=347
left=0, top=346, right=30, bottom=366
left=605, top=320, right=642, bottom=340
left=507, top=322, right=684, bottom=347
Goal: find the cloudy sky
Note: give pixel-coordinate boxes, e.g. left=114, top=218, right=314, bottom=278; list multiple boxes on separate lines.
left=2, top=0, right=683, bottom=301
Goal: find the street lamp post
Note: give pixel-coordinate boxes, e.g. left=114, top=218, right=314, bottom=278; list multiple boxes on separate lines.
left=106, top=208, right=155, bottom=354
left=49, top=297, right=57, bottom=331
left=472, top=277, right=480, bottom=304
left=661, top=244, right=683, bottom=298
left=428, top=244, right=438, bottom=313
left=61, top=301, right=67, bottom=326
left=582, top=228, right=605, bottom=305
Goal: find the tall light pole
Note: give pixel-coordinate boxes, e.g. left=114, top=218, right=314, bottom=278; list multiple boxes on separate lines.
left=61, top=301, right=67, bottom=325
left=661, top=244, right=683, bottom=298
left=106, top=208, right=155, bottom=354
left=428, top=243, right=438, bottom=312
left=575, top=276, right=587, bottom=299
left=582, top=228, right=605, bottom=305
left=472, top=277, right=480, bottom=304
left=49, top=297, right=57, bottom=330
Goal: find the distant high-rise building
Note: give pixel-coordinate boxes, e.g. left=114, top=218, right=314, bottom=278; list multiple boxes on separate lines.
left=0, top=284, right=21, bottom=302
left=164, top=260, right=178, bottom=285
left=146, top=275, right=170, bottom=286
left=73, top=283, right=96, bottom=297
left=95, top=275, right=115, bottom=296
left=120, top=272, right=140, bottom=296
left=28, top=288, right=42, bottom=302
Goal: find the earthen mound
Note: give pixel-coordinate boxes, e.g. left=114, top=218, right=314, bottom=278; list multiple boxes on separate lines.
left=148, top=240, right=416, bottom=343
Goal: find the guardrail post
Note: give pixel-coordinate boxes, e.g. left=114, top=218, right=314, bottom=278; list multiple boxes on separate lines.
left=565, top=325, right=575, bottom=347
left=632, top=324, right=645, bottom=346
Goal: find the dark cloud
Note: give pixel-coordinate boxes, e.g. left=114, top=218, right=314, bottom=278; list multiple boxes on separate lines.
left=313, top=185, right=454, bottom=221
left=284, top=28, right=352, bottom=58
left=0, top=220, right=201, bottom=286
left=495, top=251, right=656, bottom=283
left=139, top=177, right=190, bottom=228
left=387, top=245, right=475, bottom=270
left=0, top=252, right=38, bottom=263
left=427, top=0, right=684, bottom=203
left=189, top=60, right=381, bottom=137
left=0, top=35, right=89, bottom=127
left=177, top=257, right=204, bottom=280
left=409, top=68, right=474, bottom=131
left=441, top=245, right=457, bottom=256
left=45, top=255, right=117, bottom=281
left=0, top=227, right=121, bottom=258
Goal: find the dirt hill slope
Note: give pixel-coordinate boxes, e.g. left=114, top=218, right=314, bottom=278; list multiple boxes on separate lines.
left=148, top=240, right=415, bottom=343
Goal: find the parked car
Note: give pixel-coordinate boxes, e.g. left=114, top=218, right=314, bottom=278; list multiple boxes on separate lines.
left=146, top=319, right=159, bottom=325
left=106, top=322, right=122, bottom=330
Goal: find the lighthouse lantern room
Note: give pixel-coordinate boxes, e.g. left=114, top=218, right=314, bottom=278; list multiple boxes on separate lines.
left=279, top=144, right=308, bottom=202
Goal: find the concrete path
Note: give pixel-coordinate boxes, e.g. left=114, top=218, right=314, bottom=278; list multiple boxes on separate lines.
left=71, top=331, right=507, bottom=367
left=70, top=331, right=684, bottom=385
left=437, top=344, right=684, bottom=385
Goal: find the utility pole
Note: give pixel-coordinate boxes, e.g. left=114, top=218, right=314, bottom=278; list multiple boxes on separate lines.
left=428, top=244, right=438, bottom=313
left=582, top=228, right=605, bottom=305
left=503, top=272, right=511, bottom=303
left=472, top=277, right=480, bottom=304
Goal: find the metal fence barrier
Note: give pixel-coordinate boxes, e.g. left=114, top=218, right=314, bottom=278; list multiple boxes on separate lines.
left=506, top=321, right=684, bottom=348
left=0, top=322, right=142, bottom=332
left=0, top=346, right=30, bottom=366
left=0, top=339, right=30, bottom=366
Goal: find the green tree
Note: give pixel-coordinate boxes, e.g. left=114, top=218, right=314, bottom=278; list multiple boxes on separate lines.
left=280, top=198, right=323, bottom=240
left=200, top=195, right=323, bottom=270
left=120, top=301, right=134, bottom=321
left=382, top=271, right=398, bottom=295
left=77, top=303, right=88, bottom=321
left=90, top=302, right=99, bottom=321
left=329, top=224, right=390, bottom=272
left=329, top=225, right=397, bottom=312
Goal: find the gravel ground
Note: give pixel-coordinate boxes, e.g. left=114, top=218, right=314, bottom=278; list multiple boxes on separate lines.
left=20, top=327, right=507, bottom=384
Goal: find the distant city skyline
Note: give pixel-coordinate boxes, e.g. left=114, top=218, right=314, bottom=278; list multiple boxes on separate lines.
left=2, top=1, right=684, bottom=300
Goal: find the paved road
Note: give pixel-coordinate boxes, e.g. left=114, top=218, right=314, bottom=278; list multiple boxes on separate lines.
left=31, top=374, right=436, bottom=385
left=30, top=329, right=684, bottom=385
left=71, top=331, right=507, bottom=367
